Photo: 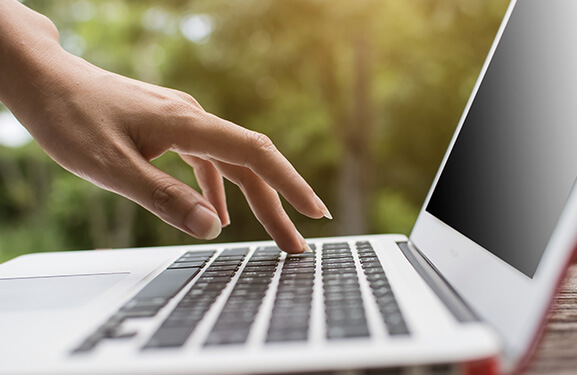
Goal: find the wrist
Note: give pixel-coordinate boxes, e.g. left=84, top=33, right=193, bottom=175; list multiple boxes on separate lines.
left=0, top=0, right=65, bottom=112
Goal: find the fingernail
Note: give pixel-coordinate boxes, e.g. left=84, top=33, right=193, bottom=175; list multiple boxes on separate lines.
left=297, top=231, right=312, bottom=253
left=314, top=194, right=333, bottom=220
left=221, top=212, right=231, bottom=227
left=185, top=205, right=222, bottom=240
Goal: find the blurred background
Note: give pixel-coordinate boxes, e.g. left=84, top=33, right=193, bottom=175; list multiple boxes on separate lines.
left=0, top=0, right=508, bottom=263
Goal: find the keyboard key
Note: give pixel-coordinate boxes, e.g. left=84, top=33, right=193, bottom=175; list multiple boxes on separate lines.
left=243, top=260, right=279, bottom=266
left=221, top=247, right=250, bottom=257
left=72, top=332, right=103, bottom=353
left=205, top=264, right=240, bottom=272
left=181, top=250, right=216, bottom=258
left=204, top=328, right=250, bottom=346
left=213, top=255, right=245, bottom=262
left=267, top=328, right=309, bottom=342
left=327, top=324, right=370, bottom=339
left=133, top=267, right=201, bottom=301
left=254, top=246, right=282, bottom=253
left=206, top=260, right=242, bottom=267
left=143, top=326, right=196, bottom=348
left=168, top=260, right=206, bottom=269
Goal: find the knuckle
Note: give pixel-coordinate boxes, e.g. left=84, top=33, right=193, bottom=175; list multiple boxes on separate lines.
left=184, top=94, right=203, bottom=109
left=150, top=178, right=181, bottom=218
left=173, top=90, right=204, bottom=111
left=245, top=132, right=278, bottom=167
left=222, top=165, right=255, bottom=192
left=224, top=168, right=248, bottom=190
left=158, top=91, right=204, bottom=119
left=251, top=132, right=276, bottom=152
left=162, top=99, right=188, bottom=116
left=238, top=131, right=273, bottom=168
left=234, top=171, right=253, bottom=191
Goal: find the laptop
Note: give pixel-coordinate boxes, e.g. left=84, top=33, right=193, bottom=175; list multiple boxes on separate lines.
left=1, top=0, right=576, bottom=373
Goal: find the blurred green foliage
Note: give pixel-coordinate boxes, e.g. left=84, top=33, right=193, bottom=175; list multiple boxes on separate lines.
left=0, top=0, right=508, bottom=263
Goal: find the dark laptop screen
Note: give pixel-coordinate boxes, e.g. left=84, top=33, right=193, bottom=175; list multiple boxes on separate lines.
left=426, top=0, right=577, bottom=278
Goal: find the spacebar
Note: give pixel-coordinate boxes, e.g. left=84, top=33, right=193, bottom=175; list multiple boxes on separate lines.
left=133, top=268, right=201, bottom=301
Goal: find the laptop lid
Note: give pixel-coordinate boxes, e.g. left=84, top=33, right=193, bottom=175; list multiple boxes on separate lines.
left=410, top=0, right=577, bottom=371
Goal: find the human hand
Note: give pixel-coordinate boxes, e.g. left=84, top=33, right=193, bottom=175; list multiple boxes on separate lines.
left=0, top=3, right=331, bottom=253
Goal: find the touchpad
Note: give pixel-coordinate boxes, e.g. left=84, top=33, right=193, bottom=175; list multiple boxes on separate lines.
left=0, top=273, right=128, bottom=311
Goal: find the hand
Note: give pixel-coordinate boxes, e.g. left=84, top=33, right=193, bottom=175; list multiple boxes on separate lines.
left=0, top=2, right=331, bottom=253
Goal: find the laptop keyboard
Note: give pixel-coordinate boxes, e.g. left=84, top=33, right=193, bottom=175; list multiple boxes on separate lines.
left=204, top=246, right=281, bottom=346
left=267, top=250, right=315, bottom=342
left=357, top=242, right=409, bottom=335
left=322, top=242, right=370, bottom=339
left=72, top=241, right=409, bottom=353
left=144, top=248, right=249, bottom=348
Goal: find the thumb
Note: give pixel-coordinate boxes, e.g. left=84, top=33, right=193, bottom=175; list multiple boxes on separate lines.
left=116, top=156, right=222, bottom=240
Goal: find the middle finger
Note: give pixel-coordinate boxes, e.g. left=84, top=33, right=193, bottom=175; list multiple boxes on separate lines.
left=214, top=160, right=309, bottom=254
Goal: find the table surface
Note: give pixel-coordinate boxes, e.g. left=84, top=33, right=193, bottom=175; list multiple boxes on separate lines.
left=525, top=264, right=577, bottom=374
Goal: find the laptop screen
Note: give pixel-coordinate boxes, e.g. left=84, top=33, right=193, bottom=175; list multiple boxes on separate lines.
left=426, top=0, right=577, bottom=278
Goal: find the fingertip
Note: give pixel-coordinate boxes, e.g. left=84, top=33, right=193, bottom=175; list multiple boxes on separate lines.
left=185, top=205, right=222, bottom=240
left=220, top=211, right=231, bottom=227
left=280, top=231, right=310, bottom=254
left=314, top=194, right=333, bottom=220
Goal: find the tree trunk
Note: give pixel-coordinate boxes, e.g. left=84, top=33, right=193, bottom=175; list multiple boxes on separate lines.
left=337, top=32, right=373, bottom=235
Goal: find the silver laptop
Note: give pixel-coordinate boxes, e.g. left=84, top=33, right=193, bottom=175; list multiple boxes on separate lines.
left=2, top=0, right=576, bottom=373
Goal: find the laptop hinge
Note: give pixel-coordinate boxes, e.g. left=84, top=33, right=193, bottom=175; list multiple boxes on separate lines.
left=397, top=241, right=479, bottom=323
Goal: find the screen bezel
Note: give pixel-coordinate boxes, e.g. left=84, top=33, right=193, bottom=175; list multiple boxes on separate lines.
left=410, top=0, right=577, bottom=369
